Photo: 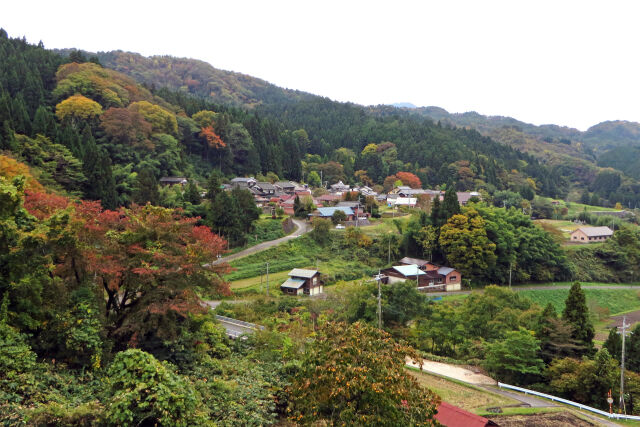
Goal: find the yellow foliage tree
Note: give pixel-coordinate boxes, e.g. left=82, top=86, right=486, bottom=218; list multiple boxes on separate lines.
left=0, top=155, right=44, bottom=191
left=128, top=101, right=178, bottom=136
left=55, top=94, right=103, bottom=125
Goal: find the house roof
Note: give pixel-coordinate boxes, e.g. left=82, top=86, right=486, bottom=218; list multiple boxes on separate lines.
left=255, top=182, right=276, bottom=190
left=275, top=181, right=297, bottom=187
left=281, top=278, right=306, bottom=289
left=392, top=265, right=426, bottom=277
left=231, top=177, right=256, bottom=183
left=315, top=207, right=354, bottom=217
left=438, top=266, right=456, bottom=276
left=337, top=201, right=361, bottom=208
left=399, top=257, right=430, bottom=266
left=575, top=226, right=614, bottom=237
left=288, top=268, right=318, bottom=279
left=457, top=191, right=481, bottom=204
left=159, top=177, right=187, bottom=183
left=435, top=402, right=496, bottom=427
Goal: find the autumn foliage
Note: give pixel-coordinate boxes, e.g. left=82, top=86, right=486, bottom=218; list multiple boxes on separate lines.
left=0, top=155, right=44, bottom=191
left=55, top=94, right=103, bottom=123
left=23, top=190, right=70, bottom=220
left=200, top=126, right=226, bottom=148
left=395, top=171, right=422, bottom=189
left=101, top=107, right=153, bottom=148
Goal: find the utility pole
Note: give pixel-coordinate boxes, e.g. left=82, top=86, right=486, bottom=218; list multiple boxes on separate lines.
left=621, top=316, right=629, bottom=413
left=266, top=262, right=270, bottom=297
left=388, top=233, right=391, bottom=264
left=508, top=261, right=513, bottom=288
left=376, top=270, right=383, bottom=329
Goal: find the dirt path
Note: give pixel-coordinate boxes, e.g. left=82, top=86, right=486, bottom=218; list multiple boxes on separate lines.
left=211, top=219, right=310, bottom=265
left=406, top=358, right=496, bottom=385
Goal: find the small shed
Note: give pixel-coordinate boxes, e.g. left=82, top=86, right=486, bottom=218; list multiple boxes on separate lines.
left=281, top=268, right=323, bottom=296
left=435, top=402, right=498, bottom=427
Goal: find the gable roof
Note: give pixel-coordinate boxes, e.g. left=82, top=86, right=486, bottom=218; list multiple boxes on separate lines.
left=230, top=177, right=256, bottom=183
left=159, top=177, right=187, bottom=183
left=315, top=207, right=354, bottom=217
left=289, top=268, right=318, bottom=279
left=399, top=257, right=430, bottom=267
left=435, top=402, right=497, bottom=427
left=574, top=226, right=614, bottom=237
left=392, top=265, right=426, bottom=277
left=438, top=266, right=456, bottom=276
left=255, top=182, right=276, bottom=190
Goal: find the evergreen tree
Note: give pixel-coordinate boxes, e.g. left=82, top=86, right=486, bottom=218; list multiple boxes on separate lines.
left=184, top=180, right=201, bottom=205
left=208, top=190, right=242, bottom=244
left=604, top=327, right=622, bottom=362
left=205, top=171, right=222, bottom=200
left=562, top=282, right=595, bottom=355
left=442, top=185, right=460, bottom=220
left=31, top=105, right=56, bottom=138
left=0, top=120, right=16, bottom=151
left=430, top=195, right=444, bottom=228
left=626, top=324, right=640, bottom=372
left=133, top=168, right=160, bottom=205
left=580, top=190, right=591, bottom=205
left=293, top=195, right=302, bottom=217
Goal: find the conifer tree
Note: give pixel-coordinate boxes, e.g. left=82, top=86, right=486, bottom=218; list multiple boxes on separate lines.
left=604, top=327, right=622, bottom=362
left=442, top=185, right=460, bottom=220
left=205, top=171, right=222, bottom=200
left=133, top=168, right=160, bottom=206
left=430, top=195, right=443, bottom=228
left=562, top=282, right=594, bottom=354
left=184, top=180, right=201, bottom=205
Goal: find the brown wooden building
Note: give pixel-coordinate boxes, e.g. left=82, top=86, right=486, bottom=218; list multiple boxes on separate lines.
left=280, top=269, right=323, bottom=296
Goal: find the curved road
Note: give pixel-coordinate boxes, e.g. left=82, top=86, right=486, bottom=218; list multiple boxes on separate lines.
left=212, top=219, right=310, bottom=265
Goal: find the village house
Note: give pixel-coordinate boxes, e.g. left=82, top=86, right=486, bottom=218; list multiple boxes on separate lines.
left=435, top=402, right=498, bottom=427
left=329, top=180, right=350, bottom=194
left=230, top=177, right=257, bottom=189
left=252, top=182, right=277, bottom=196
left=395, top=257, right=462, bottom=291
left=310, top=206, right=356, bottom=221
left=570, top=226, right=614, bottom=243
left=280, top=268, right=323, bottom=296
left=159, top=177, right=188, bottom=187
left=274, top=181, right=299, bottom=194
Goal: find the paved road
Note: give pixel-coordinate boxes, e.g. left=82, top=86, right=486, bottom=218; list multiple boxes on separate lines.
left=214, top=314, right=264, bottom=339
left=211, top=219, right=310, bottom=265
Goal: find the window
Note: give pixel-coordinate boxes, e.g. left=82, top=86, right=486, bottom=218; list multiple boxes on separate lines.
left=450, top=276, right=457, bottom=281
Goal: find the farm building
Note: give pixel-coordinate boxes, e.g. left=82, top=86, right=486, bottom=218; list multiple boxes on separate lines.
left=280, top=269, right=323, bottom=296
left=570, top=226, right=613, bottom=243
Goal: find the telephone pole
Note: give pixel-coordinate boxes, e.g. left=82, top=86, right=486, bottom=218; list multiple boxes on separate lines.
left=266, top=262, right=270, bottom=297
left=373, top=270, right=384, bottom=329
left=620, top=316, right=629, bottom=413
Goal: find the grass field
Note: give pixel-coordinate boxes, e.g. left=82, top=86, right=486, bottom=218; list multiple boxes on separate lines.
left=517, top=288, right=640, bottom=317
left=406, top=368, right=519, bottom=413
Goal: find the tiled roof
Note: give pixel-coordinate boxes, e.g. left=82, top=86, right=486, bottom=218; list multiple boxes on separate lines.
left=399, top=257, right=430, bottom=266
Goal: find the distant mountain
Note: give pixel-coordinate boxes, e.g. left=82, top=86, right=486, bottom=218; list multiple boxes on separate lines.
left=391, top=102, right=417, bottom=109
left=583, top=121, right=640, bottom=152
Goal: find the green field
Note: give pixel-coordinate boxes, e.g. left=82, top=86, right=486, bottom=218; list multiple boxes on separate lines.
left=226, top=217, right=287, bottom=255
left=517, top=288, right=640, bottom=316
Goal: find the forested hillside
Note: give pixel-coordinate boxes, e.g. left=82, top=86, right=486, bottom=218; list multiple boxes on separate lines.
left=54, top=48, right=640, bottom=206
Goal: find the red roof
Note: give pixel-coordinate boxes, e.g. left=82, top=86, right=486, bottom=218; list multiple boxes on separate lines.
left=434, top=402, right=496, bottom=427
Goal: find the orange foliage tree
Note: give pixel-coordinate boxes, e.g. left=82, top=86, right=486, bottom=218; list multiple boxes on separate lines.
left=200, top=126, right=226, bottom=149
left=0, top=155, right=44, bottom=191
left=395, top=171, right=422, bottom=189
left=23, top=190, right=70, bottom=220
left=101, top=107, right=153, bottom=148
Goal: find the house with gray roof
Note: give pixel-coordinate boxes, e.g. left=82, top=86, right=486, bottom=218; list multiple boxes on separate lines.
left=280, top=268, right=323, bottom=296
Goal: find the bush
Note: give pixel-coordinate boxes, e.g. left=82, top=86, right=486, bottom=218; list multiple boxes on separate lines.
left=104, top=349, right=210, bottom=426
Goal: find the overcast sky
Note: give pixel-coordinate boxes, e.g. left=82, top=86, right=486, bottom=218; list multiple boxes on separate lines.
left=3, top=1, right=640, bottom=130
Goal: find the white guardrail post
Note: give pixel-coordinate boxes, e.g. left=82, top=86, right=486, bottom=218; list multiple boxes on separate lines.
left=497, top=382, right=640, bottom=420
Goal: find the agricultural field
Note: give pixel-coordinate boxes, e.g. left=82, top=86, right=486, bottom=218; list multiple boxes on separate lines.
left=517, top=288, right=640, bottom=317
left=407, top=368, right=518, bottom=413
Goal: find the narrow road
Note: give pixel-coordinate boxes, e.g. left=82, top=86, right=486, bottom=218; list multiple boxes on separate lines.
left=409, top=357, right=621, bottom=426
left=212, top=219, right=310, bottom=265
left=427, top=284, right=640, bottom=297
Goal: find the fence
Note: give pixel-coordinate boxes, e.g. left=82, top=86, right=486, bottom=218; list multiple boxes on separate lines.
left=498, top=382, right=640, bottom=421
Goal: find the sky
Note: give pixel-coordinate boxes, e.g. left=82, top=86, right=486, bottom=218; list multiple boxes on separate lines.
left=3, top=0, right=640, bottom=130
